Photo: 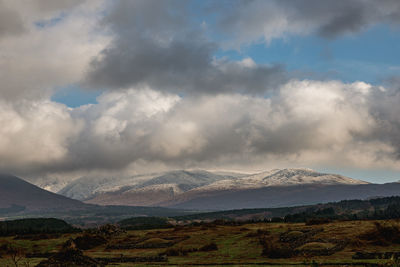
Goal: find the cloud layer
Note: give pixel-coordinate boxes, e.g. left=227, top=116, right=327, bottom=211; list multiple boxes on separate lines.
left=2, top=80, right=400, bottom=178
left=1, top=0, right=400, bottom=181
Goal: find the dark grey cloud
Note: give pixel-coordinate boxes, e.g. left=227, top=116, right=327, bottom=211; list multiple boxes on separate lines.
left=0, top=0, right=84, bottom=39
left=0, top=0, right=25, bottom=38
left=85, top=0, right=400, bottom=94
left=216, top=0, right=400, bottom=45
left=29, top=0, right=83, bottom=15
left=85, top=0, right=287, bottom=95
left=87, top=37, right=286, bottom=94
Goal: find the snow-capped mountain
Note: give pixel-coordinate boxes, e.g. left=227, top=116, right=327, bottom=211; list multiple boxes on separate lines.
left=57, top=173, right=158, bottom=200
left=56, top=170, right=243, bottom=202
left=190, top=168, right=368, bottom=192
left=42, top=168, right=368, bottom=207
left=31, top=176, right=72, bottom=193
left=29, top=168, right=400, bottom=211
left=85, top=183, right=186, bottom=206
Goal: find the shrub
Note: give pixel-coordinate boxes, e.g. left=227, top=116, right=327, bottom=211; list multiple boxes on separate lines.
left=306, top=218, right=331, bottom=225
left=261, top=241, right=293, bottom=258
left=73, top=233, right=107, bottom=250
left=118, top=217, right=172, bottom=230
left=283, top=231, right=304, bottom=240
left=199, top=242, right=218, bottom=252
left=163, top=247, right=188, bottom=256
left=0, top=218, right=77, bottom=236
left=298, top=242, right=335, bottom=251
left=359, top=222, right=400, bottom=246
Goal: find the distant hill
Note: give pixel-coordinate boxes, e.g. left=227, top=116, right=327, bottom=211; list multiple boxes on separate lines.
left=173, top=196, right=400, bottom=222
left=0, top=174, right=88, bottom=213
left=166, top=183, right=400, bottom=210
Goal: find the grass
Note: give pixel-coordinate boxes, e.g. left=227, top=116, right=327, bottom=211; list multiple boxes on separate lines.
left=1, top=220, right=400, bottom=266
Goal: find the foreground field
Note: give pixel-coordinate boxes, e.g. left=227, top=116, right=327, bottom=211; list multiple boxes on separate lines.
left=1, top=220, right=400, bottom=266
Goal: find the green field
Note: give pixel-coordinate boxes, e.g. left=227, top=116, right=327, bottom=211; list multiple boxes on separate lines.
left=1, top=219, right=400, bottom=266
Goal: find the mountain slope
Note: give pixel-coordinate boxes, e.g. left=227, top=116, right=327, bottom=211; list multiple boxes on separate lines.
left=83, top=170, right=243, bottom=206
left=0, top=174, right=88, bottom=213
left=56, top=173, right=158, bottom=200
left=76, top=168, right=370, bottom=207
left=191, top=168, right=368, bottom=192
left=57, top=170, right=238, bottom=201
left=165, top=183, right=400, bottom=210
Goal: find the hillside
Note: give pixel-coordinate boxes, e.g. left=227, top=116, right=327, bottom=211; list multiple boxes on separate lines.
left=0, top=174, right=88, bottom=213
left=165, top=183, right=400, bottom=210
left=172, top=196, right=400, bottom=222
left=0, top=174, right=192, bottom=226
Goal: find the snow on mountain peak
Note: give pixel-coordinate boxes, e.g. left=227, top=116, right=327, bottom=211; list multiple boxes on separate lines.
left=35, top=168, right=369, bottom=205
left=190, top=168, right=368, bottom=192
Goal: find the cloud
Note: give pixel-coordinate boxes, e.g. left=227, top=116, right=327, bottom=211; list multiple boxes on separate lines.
left=84, top=0, right=400, bottom=94
left=215, top=0, right=400, bottom=46
left=0, top=0, right=26, bottom=38
left=0, top=99, right=81, bottom=173
left=84, top=0, right=287, bottom=94
left=0, top=0, right=109, bottom=100
left=1, top=0, right=400, bottom=182
left=3, top=79, right=400, bottom=179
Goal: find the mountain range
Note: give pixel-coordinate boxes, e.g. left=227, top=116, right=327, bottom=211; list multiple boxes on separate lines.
left=32, top=168, right=400, bottom=210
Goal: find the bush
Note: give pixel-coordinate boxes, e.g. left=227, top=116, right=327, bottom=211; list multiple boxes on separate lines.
left=283, top=231, right=304, bottom=241
left=163, top=247, right=188, bottom=256
left=0, top=218, right=77, bottom=236
left=306, top=218, right=331, bottom=225
left=298, top=242, right=335, bottom=251
left=73, top=233, right=107, bottom=250
left=261, top=241, right=293, bottom=258
left=360, top=222, right=400, bottom=246
left=199, top=242, right=218, bottom=252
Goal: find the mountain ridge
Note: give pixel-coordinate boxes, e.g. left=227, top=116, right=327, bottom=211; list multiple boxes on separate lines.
left=38, top=168, right=373, bottom=208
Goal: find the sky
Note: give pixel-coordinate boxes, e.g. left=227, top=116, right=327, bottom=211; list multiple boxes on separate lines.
left=1, top=0, right=400, bottom=183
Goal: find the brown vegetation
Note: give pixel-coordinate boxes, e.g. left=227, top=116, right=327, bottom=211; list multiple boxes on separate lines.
left=359, top=222, right=400, bottom=246
left=2, top=220, right=400, bottom=265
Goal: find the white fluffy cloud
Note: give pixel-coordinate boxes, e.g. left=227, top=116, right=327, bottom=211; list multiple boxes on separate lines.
left=0, top=0, right=109, bottom=100
left=0, top=100, right=81, bottom=172
left=3, top=80, right=400, bottom=178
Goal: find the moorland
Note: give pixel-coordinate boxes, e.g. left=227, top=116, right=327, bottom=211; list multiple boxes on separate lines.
left=2, top=197, right=400, bottom=266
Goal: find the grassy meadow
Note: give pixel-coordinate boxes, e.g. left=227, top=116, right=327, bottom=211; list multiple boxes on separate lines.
left=1, top=219, right=400, bottom=266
